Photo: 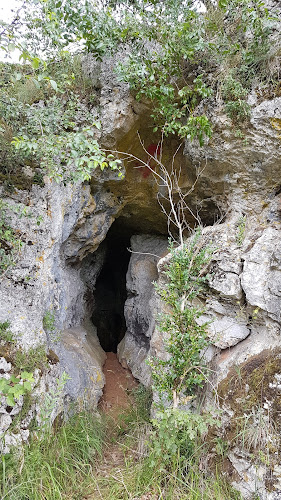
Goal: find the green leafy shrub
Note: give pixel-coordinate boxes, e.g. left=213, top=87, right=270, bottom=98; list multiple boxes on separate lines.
left=1, top=58, right=122, bottom=184
left=149, top=408, right=219, bottom=470
left=0, top=200, right=23, bottom=274
left=0, top=371, right=34, bottom=407
left=222, top=76, right=251, bottom=121
left=119, top=52, right=213, bottom=142
left=0, top=321, right=15, bottom=343
left=150, top=228, right=213, bottom=408
left=12, top=125, right=123, bottom=182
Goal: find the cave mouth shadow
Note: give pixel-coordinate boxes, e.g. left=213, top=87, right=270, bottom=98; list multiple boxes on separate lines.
left=91, top=223, right=132, bottom=353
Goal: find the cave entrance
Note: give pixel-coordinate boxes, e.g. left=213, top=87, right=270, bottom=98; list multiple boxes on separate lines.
left=91, top=223, right=132, bottom=353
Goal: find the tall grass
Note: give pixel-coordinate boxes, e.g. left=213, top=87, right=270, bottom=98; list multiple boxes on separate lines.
left=0, top=387, right=241, bottom=499
left=93, top=444, right=242, bottom=500
left=92, top=387, right=242, bottom=500
left=0, top=411, right=106, bottom=500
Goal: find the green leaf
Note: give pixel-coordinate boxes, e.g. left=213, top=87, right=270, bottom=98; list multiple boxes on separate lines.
left=8, top=43, right=16, bottom=52
left=21, top=371, right=34, bottom=382
left=23, top=381, right=32, bottom=391
left=31, top=57, right=41, bottom=69
left=6, top=395, right=15, bottom=407
left=0, top=379, right=8, bottom=393
left=32, top=78, right=41, bottom=89
left=50, top=80, right=58, bottom=91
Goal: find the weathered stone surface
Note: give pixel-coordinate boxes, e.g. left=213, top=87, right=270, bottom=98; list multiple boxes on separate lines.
left=52, top=322, right=106, bottom=408
left=118, top=335, right=150, bottom=386
left=198, top=314, right=250, bottom=349
left=183, top=98, right=281, bottom=219
left=0, top=414, right=12, bottom=436
left=83, top=52, right=149, bottom=148
left=228, top=449, right=267, bottom=500
left=241, top=227, right=281, bottom=322
left=0, top=429, right=29, bottom=455
left=118, top=234, right=167, bottom=385
left=0, top=181, right=94, bottom=348
left=0, top=357, right=11, bottom=372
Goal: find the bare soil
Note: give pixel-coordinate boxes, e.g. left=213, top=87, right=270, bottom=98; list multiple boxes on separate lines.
left=99, top=352, right=138, bottom=418
left=83, top=353, right=140, bottom=499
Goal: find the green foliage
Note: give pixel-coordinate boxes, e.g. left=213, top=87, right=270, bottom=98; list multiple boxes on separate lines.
left=0, top=321, right=15, bottom=343
left=119, top=50, right=213, bottom=142
left=130, top=384, right=153, bottom=424
left=0, top=371, right=34, bottom=407
left=150, top=228, right=213, bottom=407
left=114, top=0, right=277, bottom=135
left=0, top=61, right=123, bottom=183
left=0, top=200, right=23, bottom=274
left=236, top=215, right=246, bottom=246
left=8, top=392, right=33, bottom=433
left=2, top=0, right=279, bottom=157
left=148, top=408, right=219, bottom=470
left=43, top=310, right=62, bottom=343
left=42, top=310, right=55, bottom=333
left=14, top=345, right=48, bottom=372
left=0, top=410, right=106, bottom=500
left=39, top=371, right=70, bottom=432
left=222, top=75, right=251, bottom=121
left=0, top=56, right=122, bottom=184
left=12, top=124, right=123, bottom=182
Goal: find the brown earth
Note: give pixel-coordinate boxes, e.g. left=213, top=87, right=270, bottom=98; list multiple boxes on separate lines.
left=83, top=353, right=141, bottom=499
left=99, top=351, right=138, bottom=418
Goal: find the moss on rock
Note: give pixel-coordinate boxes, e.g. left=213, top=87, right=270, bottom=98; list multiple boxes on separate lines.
left=218, top=349, right=281, bottom=420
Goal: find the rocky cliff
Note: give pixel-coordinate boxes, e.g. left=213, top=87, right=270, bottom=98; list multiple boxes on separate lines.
left=0, top=55, right=281, bottom=498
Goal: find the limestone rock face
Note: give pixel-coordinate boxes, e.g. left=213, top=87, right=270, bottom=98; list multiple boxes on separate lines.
left=241, top=227, right=281, bottom=322
left=0, top=181, right=95, bottom=349
left=83, top=52, right=149, bottom=147
left=53, top=323, right=106, bottom=408
left=183, top=97, right=281, bottom=218
left=1, top=51, right=281, bottom=498
left=118, top=234, right=167, bottom=385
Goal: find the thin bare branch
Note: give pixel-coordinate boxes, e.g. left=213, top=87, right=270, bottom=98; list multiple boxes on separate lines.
left=105, top=133, right=205, bottom=245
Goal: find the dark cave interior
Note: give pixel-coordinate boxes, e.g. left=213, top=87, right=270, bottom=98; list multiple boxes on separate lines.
left=90, top=190, right=221, bottom=353
left=91, top=222, right=132, bottom=353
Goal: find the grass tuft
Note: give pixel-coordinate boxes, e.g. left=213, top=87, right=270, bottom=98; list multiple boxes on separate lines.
left=0, top=411, right=106, bottom=500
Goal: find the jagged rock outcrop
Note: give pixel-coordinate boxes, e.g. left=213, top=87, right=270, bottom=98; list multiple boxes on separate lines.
left=118, top=234, right=167, bottom=385
left=1, top=52, right=281, bottom=497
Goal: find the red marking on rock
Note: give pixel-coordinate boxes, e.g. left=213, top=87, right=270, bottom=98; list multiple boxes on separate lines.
left=141, top=143, right=159, bottom=178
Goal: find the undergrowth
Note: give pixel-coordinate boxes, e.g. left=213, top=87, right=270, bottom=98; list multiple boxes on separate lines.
left=92, top=385, right=241, bottom=500
left=0, top=386, right=241, bottom=499
left=0, top=410, right=106, bottom=500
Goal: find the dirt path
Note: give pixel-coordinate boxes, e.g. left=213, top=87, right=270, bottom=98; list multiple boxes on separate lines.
left=99, top=352, right=138, bottom=418
left=83, top=353, right=140, bottom=499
